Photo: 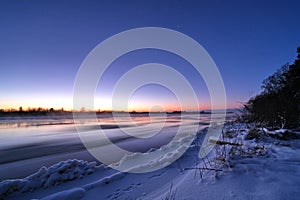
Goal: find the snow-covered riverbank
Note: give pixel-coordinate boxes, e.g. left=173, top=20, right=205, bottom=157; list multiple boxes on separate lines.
left=1, top=122, right=299, bottom=200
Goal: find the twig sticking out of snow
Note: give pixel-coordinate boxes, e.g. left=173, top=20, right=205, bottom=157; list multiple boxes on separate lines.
left=163, top=182, right=177, bottom=200
left=184, top=168, right=223, bottom=172
left=209, top=139, right=243, bottom=146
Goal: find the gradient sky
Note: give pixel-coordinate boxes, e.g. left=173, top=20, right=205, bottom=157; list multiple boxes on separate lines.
left=0, top=0, right=300, bottom=111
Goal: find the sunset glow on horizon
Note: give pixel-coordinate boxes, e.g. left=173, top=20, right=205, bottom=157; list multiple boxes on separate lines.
left=0, top=94, right=235, bottom=112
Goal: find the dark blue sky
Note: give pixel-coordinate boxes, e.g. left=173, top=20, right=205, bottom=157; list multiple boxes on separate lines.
left=0, top=0, right=299, bottom=110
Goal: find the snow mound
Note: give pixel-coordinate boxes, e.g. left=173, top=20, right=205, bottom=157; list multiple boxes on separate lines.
left=245, top=127, right=300, bottom=141
left=111, top=133, right=194, bottom=172
left=0, top=159, right=96, bottom=199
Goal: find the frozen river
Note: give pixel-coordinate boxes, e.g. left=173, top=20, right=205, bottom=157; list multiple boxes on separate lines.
left=0, top=113, right=229, bottom=181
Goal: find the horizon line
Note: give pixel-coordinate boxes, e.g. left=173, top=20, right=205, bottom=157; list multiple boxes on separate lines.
left=0, top=107, right=240, bottom=113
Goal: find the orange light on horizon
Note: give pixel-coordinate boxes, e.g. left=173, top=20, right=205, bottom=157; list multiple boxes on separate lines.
left=1, top=94, right=240, bottom=112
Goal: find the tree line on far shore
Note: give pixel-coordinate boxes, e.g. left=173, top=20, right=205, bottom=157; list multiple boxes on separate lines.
left=0, top=107, right=71, bottom=116
left=0, top=107, right=192, bottom=117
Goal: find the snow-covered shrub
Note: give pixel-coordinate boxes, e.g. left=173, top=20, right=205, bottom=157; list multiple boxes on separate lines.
left=245, top=128, right=266, bottom=140
left=268, top=130, right=300, bottom=140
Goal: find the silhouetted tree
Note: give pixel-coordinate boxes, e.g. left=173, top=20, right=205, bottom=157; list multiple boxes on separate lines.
left=244, top=47, right=300, bottom=128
